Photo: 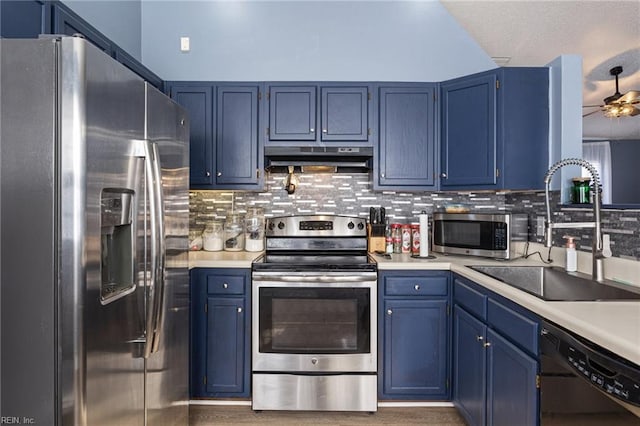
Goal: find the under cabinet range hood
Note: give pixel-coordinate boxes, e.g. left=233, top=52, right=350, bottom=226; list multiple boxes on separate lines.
left=265, top=146, right=373, bottom=173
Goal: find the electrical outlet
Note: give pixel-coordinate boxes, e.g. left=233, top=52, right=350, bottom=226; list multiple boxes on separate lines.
left=536, top=216, right=545, bottom=237
left=180, top=37, right=190, bottom=52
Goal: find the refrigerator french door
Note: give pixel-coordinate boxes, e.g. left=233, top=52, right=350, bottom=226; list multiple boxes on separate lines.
left=0, top=37, right=189, bottom=425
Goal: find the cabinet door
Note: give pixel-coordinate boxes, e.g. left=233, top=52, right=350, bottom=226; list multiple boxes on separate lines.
left=169, top=85, right=213, bottom=186
left=268, top=85, right=317, bottom=141
left=52, top=3, right=112, bottom=55
left=321, top=86, right=369, bottom=142
left=206, top=296, right=246, bottom=395
left=1, top=0, right=50, bottom=38
left=486, top=329, right=539, bottom=426
left=215, top=85, right=262, bottom=188
left=453, top=306, right=487, bottom=426
left=377, top=85, right=436, bottom=189
left=441, top=73, right=497, bottom=188
left=382, top=299, right=448, bottom=398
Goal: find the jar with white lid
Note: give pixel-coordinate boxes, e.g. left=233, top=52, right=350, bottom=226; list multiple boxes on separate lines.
left=244, top=208, right=265, bottom=252
left=223, top=213, right=245, bottom=251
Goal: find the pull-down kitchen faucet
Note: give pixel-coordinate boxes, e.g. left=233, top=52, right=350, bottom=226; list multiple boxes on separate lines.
left=544, top=158, right=611, bottom=282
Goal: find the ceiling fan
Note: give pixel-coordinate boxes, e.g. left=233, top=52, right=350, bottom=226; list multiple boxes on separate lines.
left=583, top=66, right=640, bottom=118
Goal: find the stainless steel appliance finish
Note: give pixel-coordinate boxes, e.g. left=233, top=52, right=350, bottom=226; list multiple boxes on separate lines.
left=252, top=215, right=378, bottom=412
left=540, top=321, right=640, bottom=421
left=0, top=37, right=189, bottom=425
left=432, top=212, right=528, bottom=259
left=469, top=265, right=640, bottom=301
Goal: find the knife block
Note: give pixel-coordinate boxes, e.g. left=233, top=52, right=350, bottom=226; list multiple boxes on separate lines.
left=367, top=224, right=386, bottom=253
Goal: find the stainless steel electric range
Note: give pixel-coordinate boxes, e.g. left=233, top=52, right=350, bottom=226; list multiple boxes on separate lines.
left=251, top=215, right=378, bottom=412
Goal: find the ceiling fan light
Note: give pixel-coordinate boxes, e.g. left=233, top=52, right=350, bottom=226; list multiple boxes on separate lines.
left=621, top=104, right=634, bottom=115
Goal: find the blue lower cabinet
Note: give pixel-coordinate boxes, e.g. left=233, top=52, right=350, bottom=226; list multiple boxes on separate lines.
left=452, top=274, right=539, bottom=426
left=378, top=271, right=451, bottom=400
left=486, top=329, right=538, bottom=426
left=453, top=306, right=487, bottom=426
left=190, top=268, right=250, bottom=398
left=206, top=296, right=246, bottom=395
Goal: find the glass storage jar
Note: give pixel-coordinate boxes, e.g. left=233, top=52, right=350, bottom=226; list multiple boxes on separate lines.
left=223, top=213, right=245, bottom=251
left=202, top=220, right=224, bottom=251
left=244, top=208, right=265, bottom=252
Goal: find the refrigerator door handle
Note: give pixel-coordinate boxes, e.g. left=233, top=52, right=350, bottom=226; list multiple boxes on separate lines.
left=134, top=139, right=166, bottom=359
left=148, top=141, right=167, bottom=355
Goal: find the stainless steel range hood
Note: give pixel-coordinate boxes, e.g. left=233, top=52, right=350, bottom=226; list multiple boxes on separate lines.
left=264, top=146, right=373, bottom=173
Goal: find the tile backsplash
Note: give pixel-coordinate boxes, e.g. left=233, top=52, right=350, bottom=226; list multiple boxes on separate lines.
left=190, top=172, right=640, bottom=260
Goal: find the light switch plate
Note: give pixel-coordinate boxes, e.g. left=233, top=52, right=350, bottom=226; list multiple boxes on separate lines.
left=536, top=216, right=545, bottom=237
left=180, top=37, right=190, bottom=52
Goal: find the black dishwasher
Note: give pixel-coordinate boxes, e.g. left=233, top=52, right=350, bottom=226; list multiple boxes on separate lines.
left=540, top=320, right=640, bottom=423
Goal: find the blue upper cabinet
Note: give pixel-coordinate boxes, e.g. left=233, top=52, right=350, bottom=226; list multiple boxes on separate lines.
left=376, top=84, right=437, bottom=190
left=215, top=84, right=263, bottom=188
left=266, top=83, right=373, bottom=146
left=0, top=0, right=51, bottom=38
left=321, top=86, right=369, bottom=141
left=268, top=85, right=317, bottom=141
left=51, top=2, right=112, bottom=55
left=441, top=67, right=549, bottom=191
left=169, top=84, right=214, bottom=187
left=168, top=82, right=264, bottom=190
left=441, top=74, right=497, bottom=187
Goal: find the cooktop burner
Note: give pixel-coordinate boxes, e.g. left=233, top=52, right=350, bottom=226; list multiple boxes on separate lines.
left=252, top=252, right=377, bottom=272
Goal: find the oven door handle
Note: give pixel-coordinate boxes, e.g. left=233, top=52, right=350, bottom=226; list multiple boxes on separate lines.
left=252, top=273, right=377, bottom=283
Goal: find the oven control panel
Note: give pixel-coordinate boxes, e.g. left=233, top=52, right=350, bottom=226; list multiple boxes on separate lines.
left=300, top=220, right=333, bottom=231
left=266, top=215, right=368, bottom=238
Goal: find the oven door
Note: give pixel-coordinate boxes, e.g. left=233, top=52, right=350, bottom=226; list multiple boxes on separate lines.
left=252, top=271, right=377, bottom=373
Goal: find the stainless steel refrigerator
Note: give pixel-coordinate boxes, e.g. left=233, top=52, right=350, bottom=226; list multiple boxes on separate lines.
left=0, top=37, right=190, bottom=425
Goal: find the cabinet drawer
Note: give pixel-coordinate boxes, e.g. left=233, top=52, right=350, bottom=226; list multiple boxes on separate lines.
left=207, top=275, right=246, bottom=295
left=384, top=276, right=448, bottom=296
left=453, top=278, right=487, bottom=320
left=487, top=299, right=538, bottom=355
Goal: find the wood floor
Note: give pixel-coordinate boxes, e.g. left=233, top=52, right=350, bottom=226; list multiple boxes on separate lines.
left=189, top=405, right=466, bottom=425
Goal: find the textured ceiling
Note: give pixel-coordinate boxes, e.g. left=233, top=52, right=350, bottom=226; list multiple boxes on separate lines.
left=441, top=0, right=640, bottom=140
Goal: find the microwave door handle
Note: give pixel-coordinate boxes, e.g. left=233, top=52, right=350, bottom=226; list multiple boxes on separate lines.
left=136, top=140, right=166, bottom=359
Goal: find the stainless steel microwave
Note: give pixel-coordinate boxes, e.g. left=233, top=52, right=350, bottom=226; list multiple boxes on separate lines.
left=432, top=212, right=528, bottom=259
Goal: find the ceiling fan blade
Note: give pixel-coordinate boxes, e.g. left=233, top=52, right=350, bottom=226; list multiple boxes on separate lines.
left=582, top=110, right=601, bottom=118
left=617, top=90, right=640, bottom=104
left=629, top=107, right=640, bottom=117
left=582, top=105, right=604, bottom=108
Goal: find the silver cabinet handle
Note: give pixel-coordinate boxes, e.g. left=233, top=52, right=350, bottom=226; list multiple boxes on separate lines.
left=484, top=342, right=492, bottom=348
left=206, top=171, right=211, bottom=177
left=237, top=307, right=242, bottom=313
left=223, top=283, right=228, bottom=289
left=387, top=309, right=393, bottom=315
left=322, top=129, right=327, bottom=133
left=477, top=336, right=484, bottom=341
left=310, top=128, right=315, bottom=132
left=441, top=172, right=447, bottom=178
left=381, top=173, right=385, bottom=178
left=217, top=172, right=222, bottom=177
left=414, top=284, right=420, bottom=291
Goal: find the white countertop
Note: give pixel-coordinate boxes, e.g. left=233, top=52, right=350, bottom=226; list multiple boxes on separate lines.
left=189, top=250, right=262, bottom=269
left=188, top=249, right=640, bottom=365
left=376, top=252, right=640, bottom=366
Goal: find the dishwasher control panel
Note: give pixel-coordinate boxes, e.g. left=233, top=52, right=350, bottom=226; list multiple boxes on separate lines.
left=542, top=321, right=640, bottom=408
left=559, top=342, right=640, bottom=406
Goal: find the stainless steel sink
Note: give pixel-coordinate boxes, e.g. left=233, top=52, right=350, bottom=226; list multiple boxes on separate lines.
left=468, top=265, right=640, bottom=301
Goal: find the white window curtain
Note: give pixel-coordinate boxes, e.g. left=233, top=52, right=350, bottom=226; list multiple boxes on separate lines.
left=582, top=141, right=612, bottom=204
